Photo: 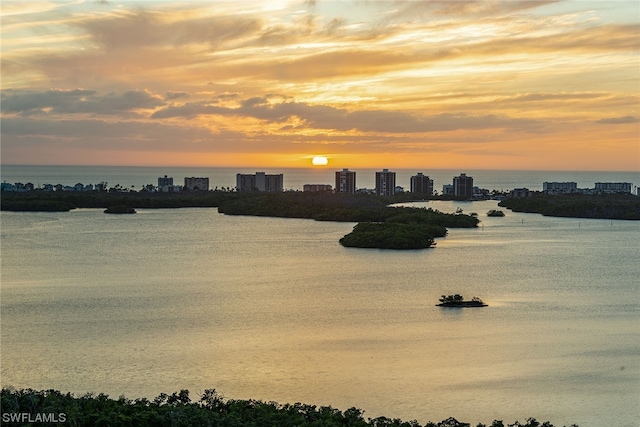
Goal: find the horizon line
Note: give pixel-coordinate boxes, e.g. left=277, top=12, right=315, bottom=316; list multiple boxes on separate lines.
left=2, top=164, right=638, bottom=174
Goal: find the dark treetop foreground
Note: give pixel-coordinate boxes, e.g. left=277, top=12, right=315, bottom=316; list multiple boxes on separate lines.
left=0, top=388, right=578, bottom=427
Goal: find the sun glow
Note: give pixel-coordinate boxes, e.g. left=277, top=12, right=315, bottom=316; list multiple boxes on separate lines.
left=311, top=156, right=329, bottom=166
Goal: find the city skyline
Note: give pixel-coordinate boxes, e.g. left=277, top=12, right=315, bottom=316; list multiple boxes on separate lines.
left=1, top=1, right=639, bottom=171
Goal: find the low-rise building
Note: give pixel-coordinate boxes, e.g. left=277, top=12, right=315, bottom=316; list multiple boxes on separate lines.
left=594, top=182, right=632, bottom=194
left=184, top=177, right=209, bottom=191
left=511, top=188, right=532, bottom=198
left=0, top=182, right=34, bottom=192
left=303, top=184, right=332, bottom=192
left=472, top=187, right=490, bottom=199
left=543, top=182, right=577, bottom=194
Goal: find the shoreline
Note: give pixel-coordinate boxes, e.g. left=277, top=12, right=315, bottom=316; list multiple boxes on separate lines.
left=2, top=190, right=639, bottom=220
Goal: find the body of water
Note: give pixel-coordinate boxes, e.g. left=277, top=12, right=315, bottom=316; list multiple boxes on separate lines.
left=1, top=166, right=639, bottom=426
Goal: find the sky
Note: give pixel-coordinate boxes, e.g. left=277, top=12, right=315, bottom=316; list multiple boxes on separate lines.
left=1, top=0, right=639, bottom=170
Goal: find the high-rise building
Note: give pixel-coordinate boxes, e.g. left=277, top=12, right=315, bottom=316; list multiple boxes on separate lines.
left=158, top=175, right=173, bottom=187
left=184, top=177, right=209, bottom=191
left=453, top=173, right=473, bottom=197
left=375, top=169, right=396, bottom=196
left=261, top=172, right=284, bottom=192
left=158, top=175, right=177, bottom=192
left=410, top=173, right=434, bottom=195
left=335, top=168, right=356, bottom=194
left=236, top=172, right=283, bottom=192
left=236, top=174, right=255, bottom=192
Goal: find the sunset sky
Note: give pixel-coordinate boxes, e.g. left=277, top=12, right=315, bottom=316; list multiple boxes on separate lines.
left=1, top=0, right=639, bottom=170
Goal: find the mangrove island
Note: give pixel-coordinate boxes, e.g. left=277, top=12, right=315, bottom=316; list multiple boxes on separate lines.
left=437, top=294, right=488, bottom=307
left=0, top=190, right=479, bottom=250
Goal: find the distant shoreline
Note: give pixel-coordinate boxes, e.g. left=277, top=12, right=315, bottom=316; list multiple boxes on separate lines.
left=2, top=190, right=638, bottom=220
left=2, top=165, right=637, bottom=194
left=498, top=193, right=640, bottom=220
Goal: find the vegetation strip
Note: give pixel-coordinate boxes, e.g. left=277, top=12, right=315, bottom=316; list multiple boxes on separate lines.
left=498, top=193, right=640, bottom=220
left=0, top=388, right=578, bottom=427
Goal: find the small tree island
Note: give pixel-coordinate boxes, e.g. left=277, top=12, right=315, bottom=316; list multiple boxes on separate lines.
left=437, top=294, right=487, bottom=307
left=339, top=222, right=442, bottom=249
left=104, top=205, right=136, bottom=214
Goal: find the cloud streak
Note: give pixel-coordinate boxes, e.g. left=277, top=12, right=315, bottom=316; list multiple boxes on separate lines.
left=151, top=96, right=544, bottom=134
left=1, top=89, right=164, bottom=116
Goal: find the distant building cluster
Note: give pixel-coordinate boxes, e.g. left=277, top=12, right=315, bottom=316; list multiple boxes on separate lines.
left=542, top=181, right=634, bottom=195
left=332, top=169, right=480, bottom=197
left=156, top=176, right=211, bottom=192
left=1, top=181, right=107, bottom=193
left=2, top=170, right=637, bottom=198
left=335, top=169, right=489, bottom=198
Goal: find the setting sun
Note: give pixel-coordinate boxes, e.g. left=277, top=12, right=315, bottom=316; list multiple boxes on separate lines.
left=311, top=156, right=329, bottom=166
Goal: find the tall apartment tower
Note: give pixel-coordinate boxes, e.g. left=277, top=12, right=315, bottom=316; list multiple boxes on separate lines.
left=453, top=173, right=473, bottom=197
left=158, top=175, right=176, bottom=192
left=236, top=172, right=283, bottom=192
left=260, top=172, right=284, bottom=192
left=375, top=169, right=396, bottom=196
left=410, top=173, right=434, bottom=195
left=158, top=175, right=173, bottom=187
left=335, top=168, right=356, bottom=194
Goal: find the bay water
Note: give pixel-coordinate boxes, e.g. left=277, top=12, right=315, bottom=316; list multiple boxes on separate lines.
left=1, top=166, right=639, bottom=426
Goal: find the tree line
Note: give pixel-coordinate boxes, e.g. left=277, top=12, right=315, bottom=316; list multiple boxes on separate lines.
left=0, top=388, right=577, bottom=427
left=498, top=193, right=640, bottom=220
